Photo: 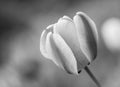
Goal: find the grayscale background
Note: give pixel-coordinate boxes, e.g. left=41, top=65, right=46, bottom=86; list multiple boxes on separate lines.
left=0, top=0, right=120, bottom=87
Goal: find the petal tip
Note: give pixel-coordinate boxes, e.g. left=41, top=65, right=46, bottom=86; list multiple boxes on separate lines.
left=62, top=15, right=71, bottom=20
left=76, top=12, right=86, bottom=16
left=46, top=24, right=54, bottom=29
left=58, top=15, right=73, bottom=22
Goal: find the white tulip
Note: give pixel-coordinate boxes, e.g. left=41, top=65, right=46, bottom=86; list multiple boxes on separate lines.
left=40, top=12, right=98, bottom=75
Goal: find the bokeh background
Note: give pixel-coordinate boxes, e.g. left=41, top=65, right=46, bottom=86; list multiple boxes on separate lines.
left=0, top=0, right=120, bottom=87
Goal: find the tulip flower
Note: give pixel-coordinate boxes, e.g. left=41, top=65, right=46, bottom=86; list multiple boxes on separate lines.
left=40, top=12, right=98, bottom=74
left=40, top=12, right=100, bottom=87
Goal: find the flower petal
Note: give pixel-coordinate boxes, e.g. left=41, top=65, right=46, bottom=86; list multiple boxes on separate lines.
left=40, top=24, right=54, bottom=58
left=45, top=31, right=78, bottom=74
left=53, top=33, right=78, bottom=74
left=54, top=16, right=89, bottom=71
left=73, top=12, right=98, bottom=62
left=45, top=32, right=61, bottom=67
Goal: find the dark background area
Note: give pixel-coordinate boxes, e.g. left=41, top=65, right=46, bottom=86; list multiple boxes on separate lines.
left=0, top=0, right=120, bottom=87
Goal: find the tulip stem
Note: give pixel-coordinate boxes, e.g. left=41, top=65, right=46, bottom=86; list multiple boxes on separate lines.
left=84, top=66, right=101, bottom=87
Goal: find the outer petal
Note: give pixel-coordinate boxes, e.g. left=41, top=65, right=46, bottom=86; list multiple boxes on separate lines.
left=73, top=12, right=98, bottom=62
left=40, top=24, right=54, bottom=58
left=46, top=32, right=78, bottom=74
left=54, top=16, right=89, bottom=71
left=53, top=33, right=78, bottom=74
left=45, top=32, right=62, bottom=67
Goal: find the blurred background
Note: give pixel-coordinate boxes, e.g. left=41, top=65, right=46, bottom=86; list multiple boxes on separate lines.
left=0, top=0, right=120, bottom=87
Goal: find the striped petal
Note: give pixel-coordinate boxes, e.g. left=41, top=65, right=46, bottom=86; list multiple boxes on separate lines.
left=73, top=12, right=98, bottom=62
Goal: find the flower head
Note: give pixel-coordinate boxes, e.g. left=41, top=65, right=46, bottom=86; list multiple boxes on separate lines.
left=40, top=12, right=98, bottom=75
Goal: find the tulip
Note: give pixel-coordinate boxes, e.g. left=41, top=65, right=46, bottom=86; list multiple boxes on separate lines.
left=40, top=12, right=100, bottom=87
left=40, top=12, right=98, bottom=75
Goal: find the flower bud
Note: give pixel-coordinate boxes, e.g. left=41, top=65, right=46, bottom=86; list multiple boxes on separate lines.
left=40, top=12, right=98, bottom=75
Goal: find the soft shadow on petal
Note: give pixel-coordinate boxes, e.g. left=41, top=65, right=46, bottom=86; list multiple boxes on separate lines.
left=54, top=16, right=89, bottom=71
left=40, top=30, right=49, bottom=58
left=73, top=12, right=98, bottom=62
left=40, top=24, right=54, bottom=58
left=53, top=33, right=78, bottom=75
left=77, top=12, right=98, bottom=42
left=45, top=32, right=64, bottom=68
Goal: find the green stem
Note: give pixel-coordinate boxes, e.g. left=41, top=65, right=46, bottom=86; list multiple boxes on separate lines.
left=84, top=67, right=101, bottom=87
